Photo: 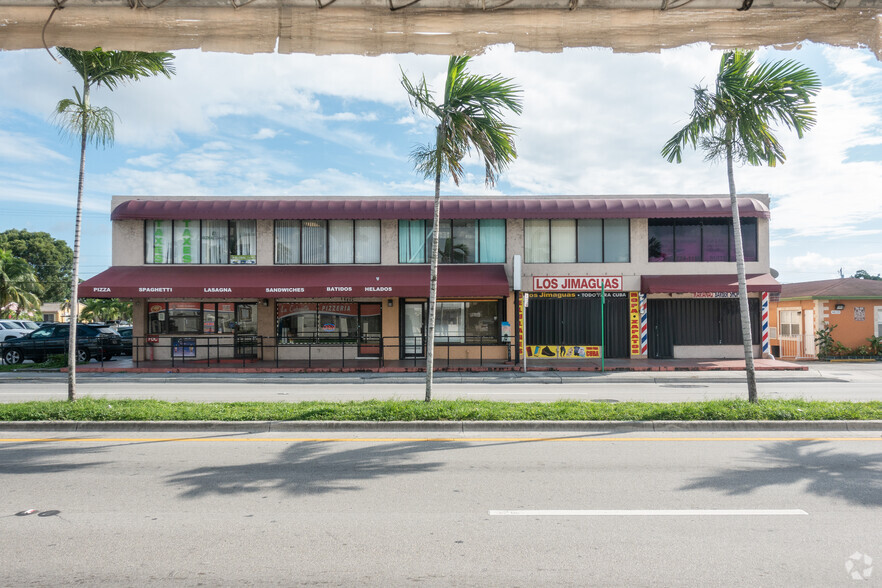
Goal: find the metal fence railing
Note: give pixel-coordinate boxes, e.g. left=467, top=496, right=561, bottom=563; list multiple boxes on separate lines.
left=130, top=335, right=511, bottom=369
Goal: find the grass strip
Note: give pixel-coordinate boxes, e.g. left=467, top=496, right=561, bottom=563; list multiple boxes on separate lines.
left=0, top=398, right=881, bottom=422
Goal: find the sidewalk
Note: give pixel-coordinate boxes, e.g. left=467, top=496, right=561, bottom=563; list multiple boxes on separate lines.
left=67, top=356, right=809, bottom=374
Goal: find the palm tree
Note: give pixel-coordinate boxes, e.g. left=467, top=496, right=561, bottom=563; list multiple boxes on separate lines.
left=662, top=50, right=820, bottom=403
left=402, top=56, right=522, bottom=401
left=53, top=47, right=175, bottom=401
left=0, top=250, right=42, bottom=314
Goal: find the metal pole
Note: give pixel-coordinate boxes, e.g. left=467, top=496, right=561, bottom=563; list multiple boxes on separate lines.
left=601, top=282, right=605, bottom=373
left=522, top=292, right=528, bottom=373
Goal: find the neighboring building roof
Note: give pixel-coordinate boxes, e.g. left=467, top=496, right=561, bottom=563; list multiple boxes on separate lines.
left=642, top=273, right=781, bottom=294
left=110, top=195, right=770, bottom=221
left=79, top=264, right=511, bottom=299
left=778, top=278, right=882, bottom=300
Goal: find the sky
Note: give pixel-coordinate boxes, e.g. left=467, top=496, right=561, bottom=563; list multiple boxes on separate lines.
left=0, top=42, right=880, bottom=283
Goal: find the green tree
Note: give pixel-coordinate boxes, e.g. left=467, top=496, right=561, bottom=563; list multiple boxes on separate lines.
left=852, top=269, right=882, bottom=280
left=0, top=229, right=73, bottom=302
left=662, top=50, right=820, bottom=403
left=80, top=298, right=132, bottom=322
left=0, top=249, right=43, bottom=315
left=402, top=56, right=522, bottom=401
left=53, top=47, right=175, bottom=401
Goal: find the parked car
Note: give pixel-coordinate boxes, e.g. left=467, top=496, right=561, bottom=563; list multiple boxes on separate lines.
left=9, top=319, right=40, bottom=331
left=0, top=320, right=32, bottom=343
left=0, top=323, right=123, bottom=365
left=117, top=326, right=133, bottom=356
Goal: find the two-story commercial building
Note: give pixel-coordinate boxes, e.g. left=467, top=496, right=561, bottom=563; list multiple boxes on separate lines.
left=81, top=195, right=780, bottom=365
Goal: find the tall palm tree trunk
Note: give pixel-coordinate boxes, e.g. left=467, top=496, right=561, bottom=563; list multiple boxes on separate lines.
left=727, top=143, right=758, bottom=403
left=424, top=128, right=444, bottom=401
left=67, top=84, right=89, bottom=402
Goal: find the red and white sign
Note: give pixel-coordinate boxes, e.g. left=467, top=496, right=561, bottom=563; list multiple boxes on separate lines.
left=532, top=276, right=623, bottom=292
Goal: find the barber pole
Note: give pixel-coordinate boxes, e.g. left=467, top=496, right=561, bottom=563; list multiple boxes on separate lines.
left=761, top=292, right=770, bottom=357
left=639, top=293, right=648, bottom=356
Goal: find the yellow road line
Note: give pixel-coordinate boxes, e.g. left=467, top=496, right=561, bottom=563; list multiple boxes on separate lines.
left=0, top=436, right=881, bottom=444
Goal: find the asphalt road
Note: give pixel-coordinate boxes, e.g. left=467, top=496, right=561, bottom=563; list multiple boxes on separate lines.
left=0, top=363, right=879, bottom=403
left=1, top=430, right=880, bottom=586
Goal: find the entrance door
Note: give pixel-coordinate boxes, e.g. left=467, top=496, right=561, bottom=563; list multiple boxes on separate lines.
left=648, top=300, right=674, bottom=359
left=402, top=302, right=425, bottom=358
left=358, top=303, right=382, bottom=357
left=803, top=309, right=815, bottom=357
left=234, top=303, right=258, bottom=358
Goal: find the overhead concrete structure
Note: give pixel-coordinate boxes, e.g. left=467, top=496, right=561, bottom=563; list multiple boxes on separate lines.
left=1, top=1, right=881, bottom=58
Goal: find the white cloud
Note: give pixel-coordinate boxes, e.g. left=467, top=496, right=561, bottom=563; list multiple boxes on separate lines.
left=252, top=128, right=280, bottom=140
left=0, top=130, right=68, bottom=163
left=125, top=153, right=166, bottom=168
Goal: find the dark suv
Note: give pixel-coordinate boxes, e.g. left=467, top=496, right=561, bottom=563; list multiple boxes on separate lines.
left=0, top=323, right=123, bottom=365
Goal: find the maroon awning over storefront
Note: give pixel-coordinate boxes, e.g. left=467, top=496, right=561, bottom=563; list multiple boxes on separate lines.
left=79, top=265, right=510, bottom=299
left=641, top=273, right=781, bottom=294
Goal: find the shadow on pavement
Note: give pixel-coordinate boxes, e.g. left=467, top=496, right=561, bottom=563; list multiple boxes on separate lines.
left=166, top=440, right=464, bottom=499
left=0, top=442, right=108, bottom=475
left=681, top=440, right=882, bottom=507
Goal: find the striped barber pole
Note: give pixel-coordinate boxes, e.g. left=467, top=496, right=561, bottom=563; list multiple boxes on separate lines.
left=639, top=293, right=648, bottom=356
left=761, top=292, right=770, bottom=357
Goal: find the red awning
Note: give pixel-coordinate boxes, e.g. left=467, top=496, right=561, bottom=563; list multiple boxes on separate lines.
left=111, top=196, right=770, bottom=221
left=641, top=273, right=782, bottom=294
left=79, top=265, right=510, bottom=299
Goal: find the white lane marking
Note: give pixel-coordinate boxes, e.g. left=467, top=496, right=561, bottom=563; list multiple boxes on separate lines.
left=489, top=509, right=808, bottom=516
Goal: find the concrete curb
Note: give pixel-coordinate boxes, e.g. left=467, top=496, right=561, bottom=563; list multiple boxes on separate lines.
left=1, top=420, right=881, bottom=433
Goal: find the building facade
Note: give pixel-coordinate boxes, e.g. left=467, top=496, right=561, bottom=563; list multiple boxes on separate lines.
left=81, top=195, right=780, bottom=364
left=769, top=278, right=882, bottom=359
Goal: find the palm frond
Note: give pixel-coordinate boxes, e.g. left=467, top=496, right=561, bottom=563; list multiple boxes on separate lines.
left=57, top=47, right=175, bottom=90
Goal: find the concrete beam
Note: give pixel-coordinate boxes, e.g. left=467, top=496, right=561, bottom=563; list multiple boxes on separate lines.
left=2, top=6, right=881, bottom=59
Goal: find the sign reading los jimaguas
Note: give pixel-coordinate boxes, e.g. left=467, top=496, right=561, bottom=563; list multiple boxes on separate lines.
left=532, top=276, right=623, bottom=292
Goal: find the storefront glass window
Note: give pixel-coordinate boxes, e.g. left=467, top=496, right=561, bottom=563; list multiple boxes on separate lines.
left=173, top=220, right=200, bottom=264
left=550, top=220, right=577, bottom=263
left=779, top=310, right=801, bottom=336
left=432, top=301, right=500, bottom=344
left=276, top=302, right=359, bottom=343
left=202, top=220, right=229, bottom=264
left=148, top=302, right=167, bottom=334
left=169, top=302, right=202, bottom=333
left=354, top=220, right=381, bottom=263
left=465, top=300, right=499, bottom=343
left=436, top=302, right=466, bottom=343
left=302, top=220, right=328, bottom=264
left=146, top=220, right=173, bottom=264
left=203, top=303, right=217, bottom=334
left=217, top=303, right=236, bottom=334
left=275, top=220, right=301, bottom=263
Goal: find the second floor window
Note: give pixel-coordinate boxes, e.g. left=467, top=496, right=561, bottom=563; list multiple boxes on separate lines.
left=524, top=219, right=630, bottom=263
left=398, top=219, right=506, bottom=264
left=146, top=220, right=257, bottom=264
left=648, top=218, right=757, bottom=263
left=275, top=219, right=381, bottom=264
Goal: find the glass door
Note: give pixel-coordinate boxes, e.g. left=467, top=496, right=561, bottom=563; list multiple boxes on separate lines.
left=234, top=303, right=258, bottom=358
left=358, top=303, right=382, bottom=357
left=402, top=302, right=425, bottom=358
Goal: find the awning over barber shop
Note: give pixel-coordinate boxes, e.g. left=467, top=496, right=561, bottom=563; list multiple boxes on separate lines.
left=641, top=273, right=781, bottom=294
left=79, top=265, right=511, bottom=299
